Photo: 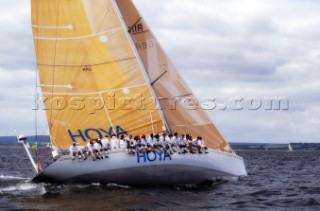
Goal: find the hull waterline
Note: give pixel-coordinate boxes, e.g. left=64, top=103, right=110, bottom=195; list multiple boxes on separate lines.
left=33, top=149, right=247, bottom=186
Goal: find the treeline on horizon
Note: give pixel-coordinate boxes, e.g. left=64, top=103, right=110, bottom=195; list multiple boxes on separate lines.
left=0, top=135, right=50, bottom=145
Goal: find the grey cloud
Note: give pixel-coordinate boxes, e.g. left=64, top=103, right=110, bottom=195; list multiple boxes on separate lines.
left=0, top=0, right=319, bottom=141
left=0, top=1, right=35, bottom=71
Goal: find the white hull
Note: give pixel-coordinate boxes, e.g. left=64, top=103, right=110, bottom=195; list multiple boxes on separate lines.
left=34, top=149, right=247, bottom=186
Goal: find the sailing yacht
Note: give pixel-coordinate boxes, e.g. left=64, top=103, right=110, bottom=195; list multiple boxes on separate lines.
left=22, top=0, right=247, bottom=185
left=288, top=144, right=293, bottom=152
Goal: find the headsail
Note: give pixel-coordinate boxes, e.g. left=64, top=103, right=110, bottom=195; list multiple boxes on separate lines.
left=31, top=0, right=166, bottom=149
left=115, top=0, right=231, bottom=152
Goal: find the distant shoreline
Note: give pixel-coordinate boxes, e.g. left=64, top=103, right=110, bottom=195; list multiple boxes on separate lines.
left=1, top=143, right=319, bottom=151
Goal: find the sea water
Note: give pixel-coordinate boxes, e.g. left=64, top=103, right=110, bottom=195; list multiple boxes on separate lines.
left=0, top=145, right=319, bottom=210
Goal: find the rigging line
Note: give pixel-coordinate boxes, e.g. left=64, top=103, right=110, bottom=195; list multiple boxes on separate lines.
left=34, top=0, right=40, bottom=143
left=128, top=17, right=142, bottom=32
left=151, top=71, right=167, bottom=86
left=34, top=70, right=38, bottom=142
left=37, top=56, right=136, bottom=68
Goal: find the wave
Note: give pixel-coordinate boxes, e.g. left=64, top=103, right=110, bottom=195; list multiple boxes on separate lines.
left=106, top=183, right=131, bottom=189
left=0, top=183, right=38, bottom=193
left=0, top=175, right=31, bottom=180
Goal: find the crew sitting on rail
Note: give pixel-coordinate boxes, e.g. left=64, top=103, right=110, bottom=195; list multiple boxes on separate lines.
left=87, top=140, right=99, bottom=161
left=179, top=134, right=188, bottom=154
left=136, top=136, right=145, bottom=153
left=145, top=134, right=153, bottom=153
left=78, top=144, right=88, bottom=158
left=197, top=136, right=209, bottom=154
left=153, top=134, right=163, bottom=154
left=119, top=135, right=127, bottom=150
left=101, top=135, right=110, bottom=158
left=117, top=132, right=209, bottom=155
left=127, top=135, right=136, bottom=154
left=172, top=133, right=181, bottom=154
left=164, top=134, right=174, bottom=155
left=125, top=135, right=131, bottom=153
left=94, top=139, right=104, bottom=160
left=110, top=134, right=120, bottom=150
left=142, top=134, right=149, bottom=152
left=70, top=142, right=86, bottom=160
left=187, top=135, right=196, bottom=154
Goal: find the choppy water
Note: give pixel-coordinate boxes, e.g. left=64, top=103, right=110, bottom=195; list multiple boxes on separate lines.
left=0, top=146, right=319, bottom=211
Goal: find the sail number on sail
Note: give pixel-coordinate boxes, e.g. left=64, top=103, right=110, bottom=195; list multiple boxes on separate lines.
left=129, top=23, right=144, bottom=34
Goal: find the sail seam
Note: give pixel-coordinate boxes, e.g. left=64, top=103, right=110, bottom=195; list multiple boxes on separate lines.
left=159, top=93, right=193, bottom=99
left=32, top=24, right=74, bottom=30
left=34, top=27, right=122, bottom=41
left=41, top=83, right=148, bottom=96
left=37, top=57, right=136, bottom=68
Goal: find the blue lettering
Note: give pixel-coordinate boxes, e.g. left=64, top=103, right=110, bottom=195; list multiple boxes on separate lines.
left=85, top=128, right=102, bottom=140
left=163, top=151, right=172, bottom=161
left=68, top=130, right=86, bottom=143
left=137, top=151, right=172, bottom=164
left=137, top=153, right=147, bottom=163
left=147, top=152, right=157, bottom=162
left=99, top=127, right=113, bottom=137
left=156, top=152, right=163, bottom=161
left=116, top=126, right=128, bottom=138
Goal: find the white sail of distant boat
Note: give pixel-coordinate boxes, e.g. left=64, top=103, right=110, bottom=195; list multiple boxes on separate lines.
left=19, top=0, right=247, bottom=185
left=288, top=144, right=293, bottom=152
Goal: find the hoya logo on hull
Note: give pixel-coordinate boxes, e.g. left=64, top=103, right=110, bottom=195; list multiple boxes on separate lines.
left=137, top=151, right=172, bottom=163
left=68, top=126, right=128, bottom=143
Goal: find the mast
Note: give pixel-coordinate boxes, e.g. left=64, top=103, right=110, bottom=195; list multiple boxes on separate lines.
left=111, top=0, right=172, bottom=134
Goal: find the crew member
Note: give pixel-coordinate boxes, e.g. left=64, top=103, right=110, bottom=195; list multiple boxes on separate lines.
left=70, top=142, right=86, bottom=160
left=101, top=135, right=110, bottom=158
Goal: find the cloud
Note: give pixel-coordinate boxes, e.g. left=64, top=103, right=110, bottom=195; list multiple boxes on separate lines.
left=0, top=0, right=35, bottom=70
left=133, top=0, right=320, bottom=142
left=0, top=0, right=319, bottom=143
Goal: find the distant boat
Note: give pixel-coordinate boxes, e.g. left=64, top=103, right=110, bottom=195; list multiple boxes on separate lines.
left=288, top=144, right=293, bottom=152
left=20, top=0, right=247, bottom=185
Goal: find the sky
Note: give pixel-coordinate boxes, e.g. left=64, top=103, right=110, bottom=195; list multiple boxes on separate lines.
left=0, top=0, right=319, bottom=143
